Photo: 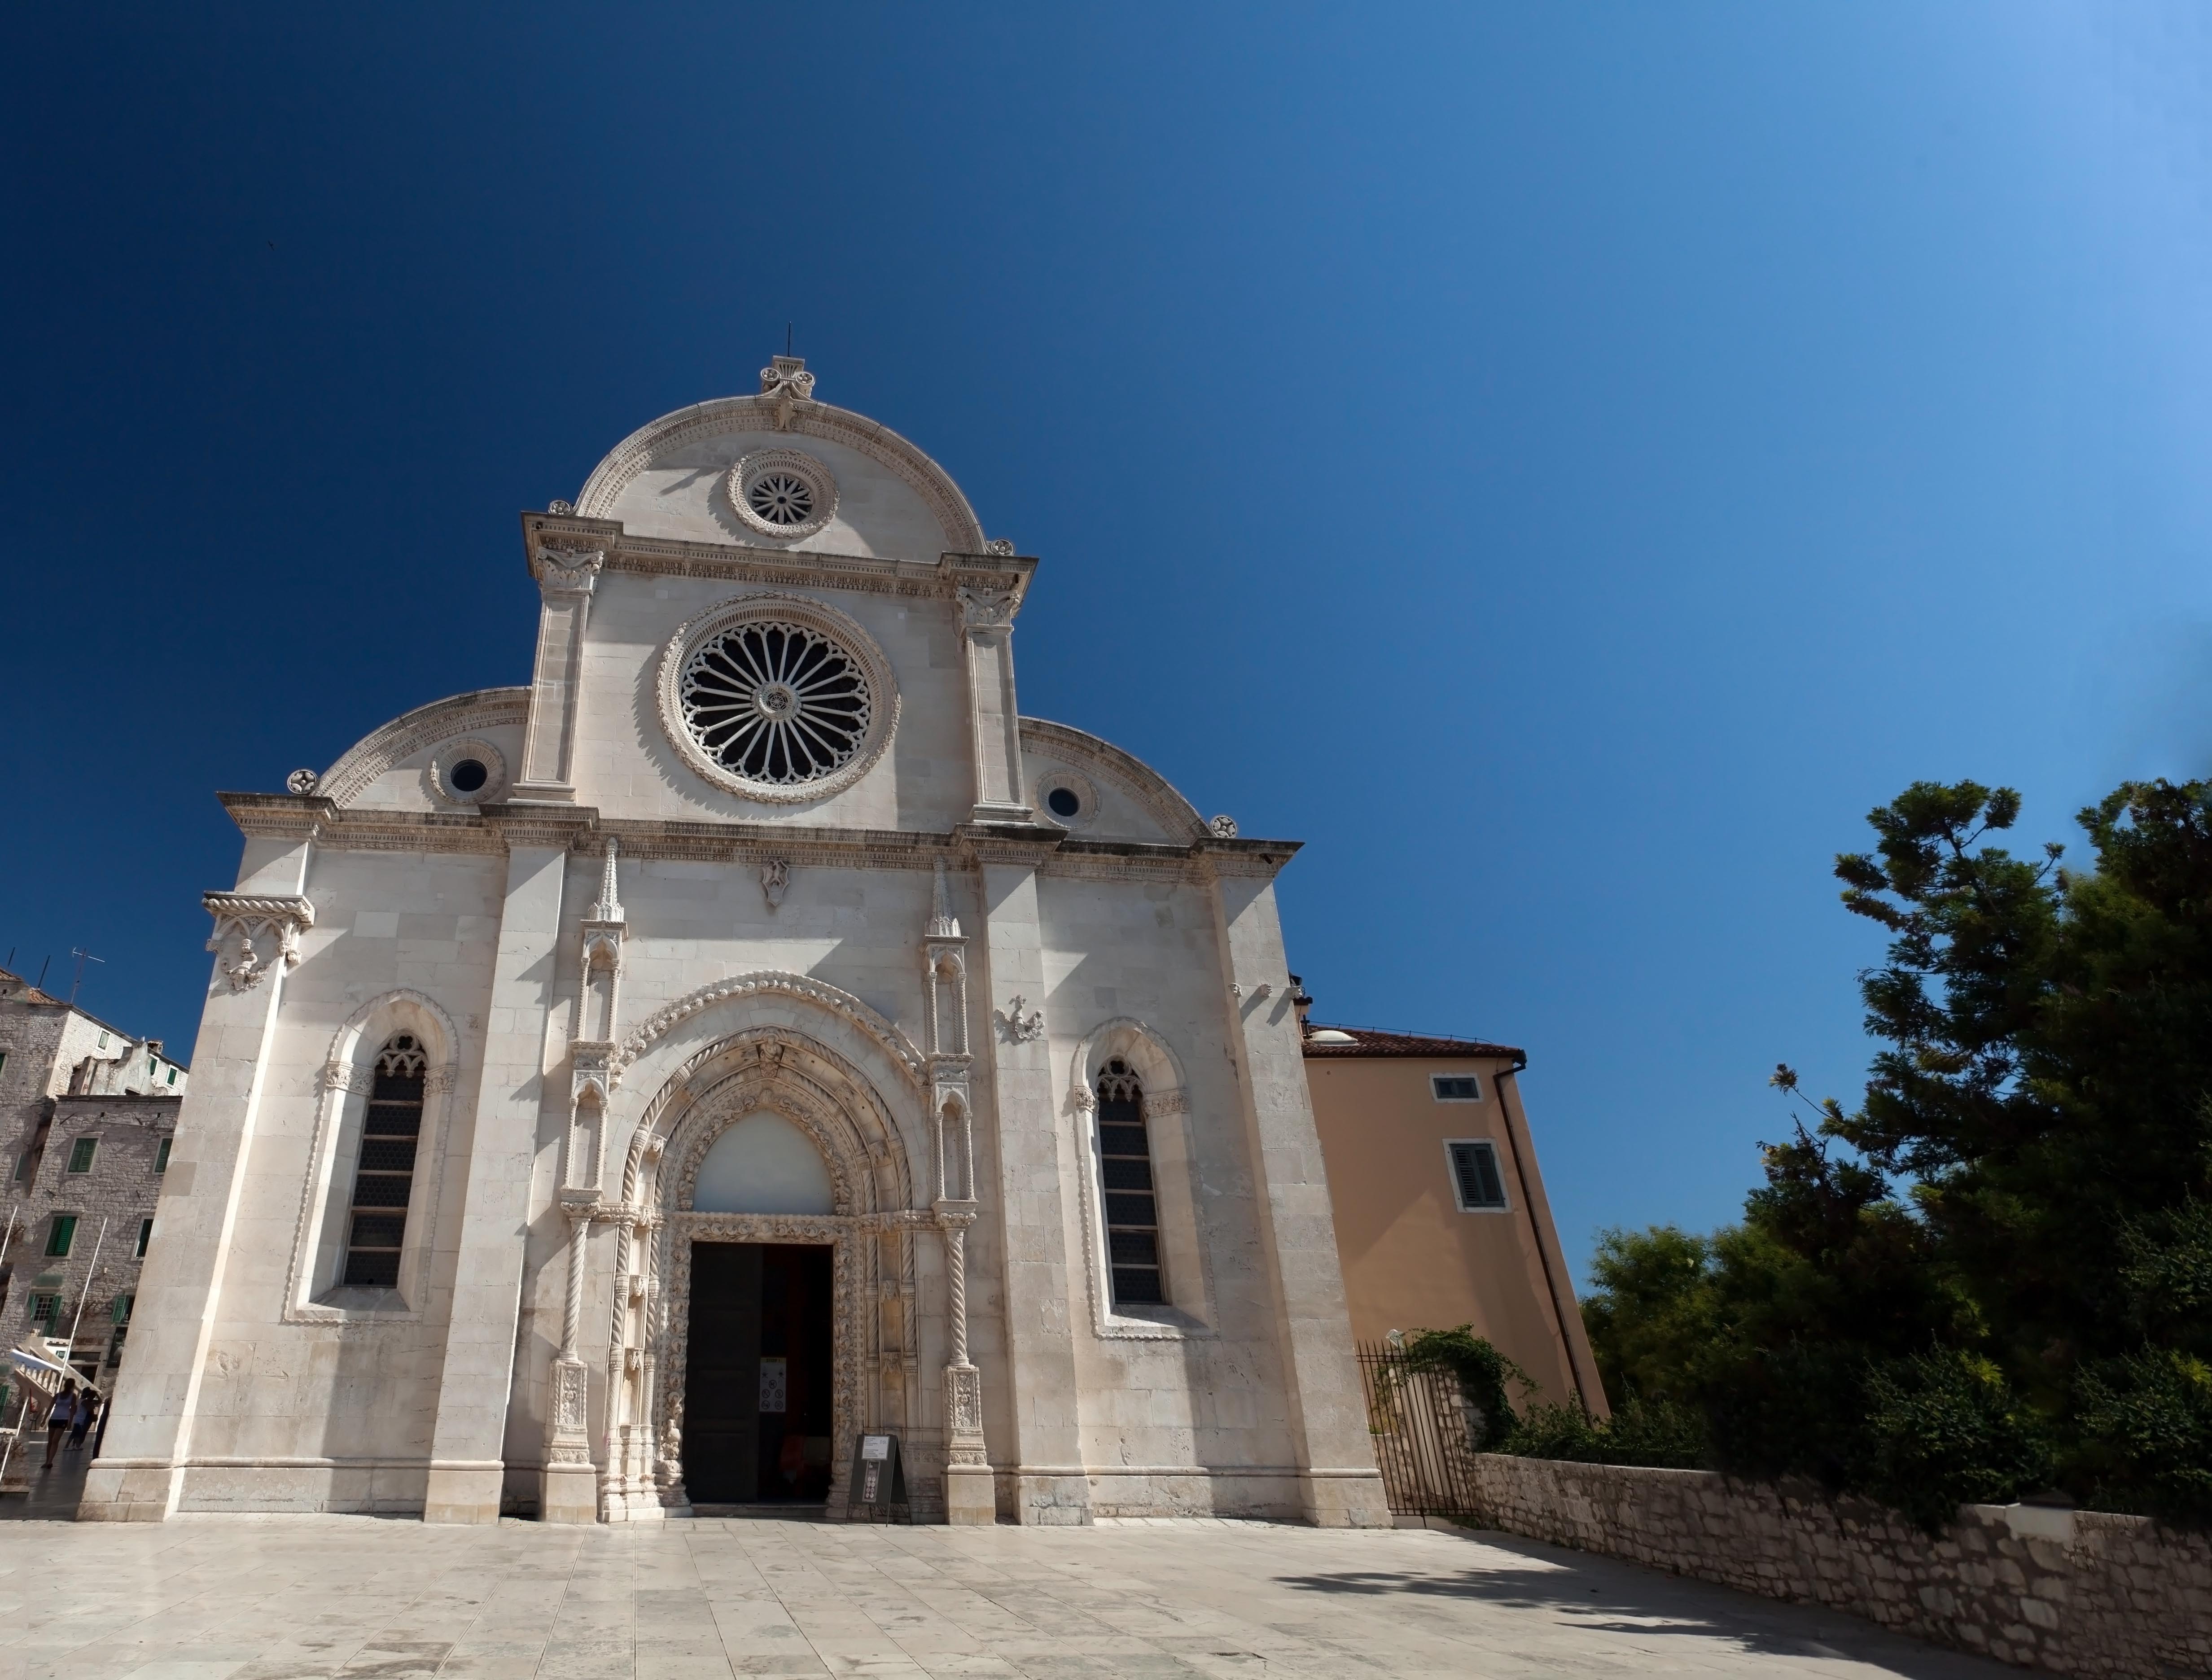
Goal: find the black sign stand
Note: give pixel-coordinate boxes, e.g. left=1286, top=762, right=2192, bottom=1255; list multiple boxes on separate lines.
left=847, top=1431, right=908, bottom=1521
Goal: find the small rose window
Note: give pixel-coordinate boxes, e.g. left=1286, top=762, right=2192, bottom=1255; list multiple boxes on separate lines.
left=728, top=449, right=837, bottom=539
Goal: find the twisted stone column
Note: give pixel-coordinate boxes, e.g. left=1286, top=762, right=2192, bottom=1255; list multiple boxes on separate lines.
left=541, top=1195, right=600, bottom=1522
left=939, top=1207, right=991, bottom=1522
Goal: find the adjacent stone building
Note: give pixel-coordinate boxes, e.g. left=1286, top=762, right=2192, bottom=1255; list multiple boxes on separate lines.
left=0, top=967, right=188, bottom=1387
left=85, top=359, right=1403, bottom=1528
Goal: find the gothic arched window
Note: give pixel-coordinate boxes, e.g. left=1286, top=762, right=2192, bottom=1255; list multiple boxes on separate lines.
left=344, top=1035, right=425, bottom=1287
left=1096, top=1058, right=1165, bottom=1305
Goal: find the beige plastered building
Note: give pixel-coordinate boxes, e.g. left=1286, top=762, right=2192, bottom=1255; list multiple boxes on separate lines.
left=84, top=359, right=1404, bottom=1529
left=1301, top=1020, right=1605, bottom=1420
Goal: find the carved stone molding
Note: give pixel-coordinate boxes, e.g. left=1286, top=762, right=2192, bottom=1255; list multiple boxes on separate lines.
left=758, top=353, right=817, bottom=430
left=322, top=1060, right=374, bottom=1096
left=572, top=1041, right=615, bottom=1106
left=759, top=858, right=790, bottom=910
left=727, top=447, right=838, bottom=540
left=993, top=996, right=1044, bottom=1044
left=956, top=584, right=1019, bottom=634
left=613, top=970, right=925, bottom=1086
left=203, top=892, right=315, bottom=992
left=533, top=540, right=606, bottom=597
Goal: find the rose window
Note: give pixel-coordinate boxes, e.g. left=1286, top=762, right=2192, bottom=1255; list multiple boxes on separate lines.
left=678, top=621, right=873, bottom=786
left=746, top=472, right=815, bottom=528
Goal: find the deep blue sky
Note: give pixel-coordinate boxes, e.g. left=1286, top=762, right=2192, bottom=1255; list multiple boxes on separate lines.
left=6, top=5, right=2210, bottom=1281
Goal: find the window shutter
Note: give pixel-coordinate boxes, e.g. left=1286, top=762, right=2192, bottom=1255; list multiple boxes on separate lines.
left=1449, top=1142, right=1507, bottom=1210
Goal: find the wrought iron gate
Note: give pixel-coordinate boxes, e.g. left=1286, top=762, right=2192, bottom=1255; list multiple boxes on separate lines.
left=1357, top=1342, right=1482, bottom=1517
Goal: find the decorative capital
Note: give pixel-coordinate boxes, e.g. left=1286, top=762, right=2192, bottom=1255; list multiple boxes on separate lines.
left=957, top=584, right=1020, bottom=634
left=993, top=995, right=1044, bottom=1044
left=933, top=1199, right=978, bottom=1230
left=559, top=1189, right=601, bottom=1224
left=202, top=892, right=315, bottom=992
left=532, top=540, right=605, bottom=597
left=322, top=1059, right=373, bottom=1095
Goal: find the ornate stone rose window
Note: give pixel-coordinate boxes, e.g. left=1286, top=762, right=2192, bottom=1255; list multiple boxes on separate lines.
left=658, top=593, right=899, bottom=804
left=727, top=448, right=838, bottom=541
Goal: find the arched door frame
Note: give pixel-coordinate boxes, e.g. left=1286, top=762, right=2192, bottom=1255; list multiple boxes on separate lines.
left=600, top=1027, right=927, bottom=1517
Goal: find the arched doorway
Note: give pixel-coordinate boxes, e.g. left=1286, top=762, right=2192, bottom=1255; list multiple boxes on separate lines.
left=599, top=1028, right=924, bottom=1518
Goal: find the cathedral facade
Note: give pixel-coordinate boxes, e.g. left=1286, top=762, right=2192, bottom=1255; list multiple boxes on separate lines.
left=83, top=360, right=1390, bottom=1527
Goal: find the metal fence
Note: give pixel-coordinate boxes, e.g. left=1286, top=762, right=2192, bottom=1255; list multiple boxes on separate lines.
left=1356, top=1342, right=1483, bottom=1517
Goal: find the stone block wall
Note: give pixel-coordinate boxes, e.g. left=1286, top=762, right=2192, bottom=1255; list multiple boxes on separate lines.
left=1466, top=1454, right=2212, bottom=1678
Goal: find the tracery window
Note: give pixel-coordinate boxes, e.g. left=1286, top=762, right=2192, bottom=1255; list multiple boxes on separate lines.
left=344, top=1035, right=425, bottom=1287
left=1096, top=1059, right=1165, bottom=1305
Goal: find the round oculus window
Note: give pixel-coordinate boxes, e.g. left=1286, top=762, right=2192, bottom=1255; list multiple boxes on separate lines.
left=727, top=449, right=837, bottom=540
left=679, top=620, right=873, bottom=786
left=1047, top=786, right=1081, bottom=819
left=426, top=737, right=509, bottom=807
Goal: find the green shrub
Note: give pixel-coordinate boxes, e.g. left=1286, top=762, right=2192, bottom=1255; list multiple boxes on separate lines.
left=2076, top=1347, right=2212, bottom=1525
left=1857, top=1349, right=2055, bottom=1532
left=1505, top=1393, right=1709, bottom=1470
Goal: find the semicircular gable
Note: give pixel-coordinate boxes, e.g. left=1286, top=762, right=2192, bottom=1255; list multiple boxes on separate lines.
left=317, top=688, right=529, bottom=808
left=1019, top=718, right=1209, bottom=844
left=574, top=395, right=986, bottom=555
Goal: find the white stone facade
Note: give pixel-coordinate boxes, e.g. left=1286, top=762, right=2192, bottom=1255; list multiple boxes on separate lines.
left=81, top=360, right=1388, bottom=1528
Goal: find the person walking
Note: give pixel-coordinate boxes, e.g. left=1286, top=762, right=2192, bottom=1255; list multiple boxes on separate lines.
left=41, top=1382, right=77, bottom=1469
left=67, top=1387, right=96, bottom=1453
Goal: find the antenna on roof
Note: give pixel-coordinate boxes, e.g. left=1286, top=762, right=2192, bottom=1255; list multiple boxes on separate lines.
left=35, top=957, right=49, bottom=991
left=68, top=949, right=103, bottom=1006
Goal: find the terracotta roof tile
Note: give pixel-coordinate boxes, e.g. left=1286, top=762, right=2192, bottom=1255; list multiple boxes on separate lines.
left=1300, top=1023, right=1525, bottom=1063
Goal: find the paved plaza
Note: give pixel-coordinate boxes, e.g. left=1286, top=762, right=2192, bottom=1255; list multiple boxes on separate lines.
left=0, top=1514, right=2012, bottom=1679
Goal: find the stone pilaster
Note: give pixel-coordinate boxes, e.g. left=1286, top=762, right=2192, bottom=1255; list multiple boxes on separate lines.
left=1209, top=858, right=1390, bottom=1527
left=80, top=849, right=316, bottom=1521
left=973, top=847, right=1089, bottom=1523
left=955, top=575, right=1032, bottom=823
left=424, top=833, right=574, bottom=1523
left=512, top=518, right=613, bottom=803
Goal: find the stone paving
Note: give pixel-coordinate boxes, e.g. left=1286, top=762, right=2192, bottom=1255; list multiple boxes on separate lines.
left=0, top=1514, right=2016, bottom=1679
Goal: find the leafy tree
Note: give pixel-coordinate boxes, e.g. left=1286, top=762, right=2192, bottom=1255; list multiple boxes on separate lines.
left=1570, top=778, right=2212, bottom=1526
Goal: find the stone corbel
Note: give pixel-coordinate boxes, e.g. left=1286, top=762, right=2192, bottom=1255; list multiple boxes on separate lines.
left=202, top=892, right=315, bottom=993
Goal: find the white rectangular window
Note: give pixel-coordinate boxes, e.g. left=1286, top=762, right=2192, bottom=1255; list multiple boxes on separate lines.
left=1432, top=1075, right=1482, bottom=1102
left=1446, top=1140, right=1509, bottom=1211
